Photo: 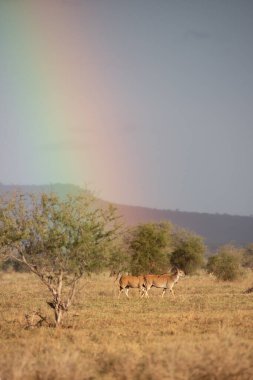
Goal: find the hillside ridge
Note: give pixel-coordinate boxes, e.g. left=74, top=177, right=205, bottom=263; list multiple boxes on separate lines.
left=1, top=183, right=252, bottom=248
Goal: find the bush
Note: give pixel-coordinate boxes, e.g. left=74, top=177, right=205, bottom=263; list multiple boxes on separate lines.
left=1, top=258, right=27, bottom=272
left=207, top=245, right=244, bottom=281
left=170, top=229, right=205, bottom=274
left=242, top=244, right=253, bottom=269
left=129, top=222, right=173, bottom=275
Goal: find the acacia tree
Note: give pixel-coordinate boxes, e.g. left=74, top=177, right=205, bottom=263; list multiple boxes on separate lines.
left=0, top=192, right=119, bottom=326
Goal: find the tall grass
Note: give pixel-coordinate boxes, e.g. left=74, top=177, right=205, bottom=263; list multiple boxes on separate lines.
left=0, top=271, right=253, bottom=379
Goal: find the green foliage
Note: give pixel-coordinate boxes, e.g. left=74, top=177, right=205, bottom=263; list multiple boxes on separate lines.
left=129, top=222, right=173, bottom=275
left=242, top=244, right=253, bottom=269
left=170, top=229, right=205, bottom=274
left=0, top=192, right=119, bottom=275
left=107, top=237, right=131, bottom=274
left=0, top=192, right=120, bottom=325
left=207, top=244, right=244, bottom=281
left=1, top=258, right=27, bottom=272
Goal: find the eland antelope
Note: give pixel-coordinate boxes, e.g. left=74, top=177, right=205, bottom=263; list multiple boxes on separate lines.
left=144, top=268, right=185, bottom=298
left=118, top=274, right=146, bottom=298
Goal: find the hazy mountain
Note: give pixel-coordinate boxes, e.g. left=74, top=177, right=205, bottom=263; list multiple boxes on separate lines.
left=1, top=183, right=252, bottom=248
left=0, top=183, right=84, bottom=198
left=115, top=203, right=253, bottom=249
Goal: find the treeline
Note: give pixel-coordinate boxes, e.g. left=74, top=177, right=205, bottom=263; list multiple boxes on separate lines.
left=0, top=192, right=252, bottom=325
left=108, top=223, right=253, bottom=281
left=1, top=193, right=253, bottom=280
left=108, top=222, right=206, bottom=276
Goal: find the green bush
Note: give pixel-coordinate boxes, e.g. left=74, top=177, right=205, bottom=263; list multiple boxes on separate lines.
left=242, top=244, right=253, bottom=269
left=170, top=229, right=205, bottom=274
left=1, top=258, right=27, bottom=272
left=129, top=222, right=173, bottom=275
left=207, top=245, right=244, bottom=281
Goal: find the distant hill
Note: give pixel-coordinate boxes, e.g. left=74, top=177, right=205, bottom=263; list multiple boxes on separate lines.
left=0, top=183, right=84, bottom=198
left=115, top=203, right=253, bottom=249
left=1, top=183, right=253, bottom=249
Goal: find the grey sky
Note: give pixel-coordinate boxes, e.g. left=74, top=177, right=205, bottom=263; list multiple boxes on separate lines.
left=0, top=0, right=253, bottom=215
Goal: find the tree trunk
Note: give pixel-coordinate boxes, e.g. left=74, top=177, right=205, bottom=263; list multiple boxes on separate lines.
left=55, top=307, right=63, bottom=327
left=53, top=276, right=79, bottom=327
left=54, top=271, right=64, bottom=327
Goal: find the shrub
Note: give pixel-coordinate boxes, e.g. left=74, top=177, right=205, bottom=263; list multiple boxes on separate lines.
left=207, top=244, right=244, bottom=281
left=242, top=244, right=253, bottom=269
left=129, top=222, right=173, bottom=275
left=1, top=258, right=27, bottom=272
left=170, top=229, right=205, bottom=274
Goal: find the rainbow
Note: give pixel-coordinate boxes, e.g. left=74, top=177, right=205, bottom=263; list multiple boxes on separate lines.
left=0, top=1, right=138, bottom=202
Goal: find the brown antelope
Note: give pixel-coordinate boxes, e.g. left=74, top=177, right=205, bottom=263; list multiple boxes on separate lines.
left=109, top=270, right=123, bottom=283
left=117, top=274, right=146, bottom=298
left=144, top=268, right=185, bottom=298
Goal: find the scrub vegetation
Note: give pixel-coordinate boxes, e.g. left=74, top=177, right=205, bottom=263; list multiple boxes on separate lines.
left=0, top=271, right=253, bottom=380
left=0, top=192, right=253, bottom=379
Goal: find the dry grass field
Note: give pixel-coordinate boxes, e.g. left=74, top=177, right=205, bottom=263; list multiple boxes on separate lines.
left=0, top=271, right=253, bottom=380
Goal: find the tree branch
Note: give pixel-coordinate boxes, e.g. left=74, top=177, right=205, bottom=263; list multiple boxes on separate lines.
left=66, top=273, right=83, bottom=309
left=11, top=252, right=58, bottom=296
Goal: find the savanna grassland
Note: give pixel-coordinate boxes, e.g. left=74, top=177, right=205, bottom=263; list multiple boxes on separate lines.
left=0, top=271, right=253, bottom=380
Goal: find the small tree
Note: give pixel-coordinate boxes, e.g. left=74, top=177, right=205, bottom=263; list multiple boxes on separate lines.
left=129, top=222, right=173, bottom=275
left=207, top=244, right=244, bottom=281
left=170, top=229, right=205, bottom=274
left=0, top=192, right=119, bottom=326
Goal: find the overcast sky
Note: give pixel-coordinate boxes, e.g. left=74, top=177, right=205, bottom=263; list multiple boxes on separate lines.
left=0, top=0, right=253, bottom=215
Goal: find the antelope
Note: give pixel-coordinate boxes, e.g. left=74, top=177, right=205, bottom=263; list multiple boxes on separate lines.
left=109, top=270, right=123, bottom=283
left=144, top=268, right=185, bottom=298
left=117, top=274, right=146, bottom=298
